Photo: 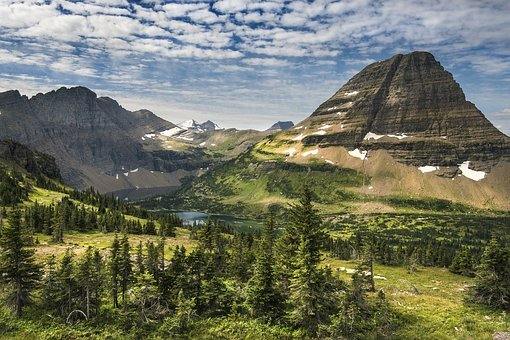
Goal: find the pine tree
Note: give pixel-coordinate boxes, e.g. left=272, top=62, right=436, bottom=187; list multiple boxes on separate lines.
left=470, top=237, right=510, bottom=310
left=357, top=237, right=375, bottom=292
left=288, top=187, right=332, bottom=336
left=58, top=248, right=76, bottom=315
left=135, top=240, right=145, bottom=275
left=109, top=234, right=121, bottom=308
left=42, top=255, right=60, bottom=314
left=120, top=233, right=132, bottom=307
left=77, top=246, right=103, bottom=318
left=449, top=247, right=475, bottom=277
left=0, top=209, right=41, bottom=316
left=246, top=217, right=284, bottom=322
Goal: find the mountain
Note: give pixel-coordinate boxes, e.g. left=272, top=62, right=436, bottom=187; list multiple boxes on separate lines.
left=0, top=86, right=204, bottom=193
left=267, top=121, right=294, bottom=131
left=200, top=120, right=220, bottom=132
left=163, top=51, right=510, bottom=213
left=301, top=51, right=509, bottom=171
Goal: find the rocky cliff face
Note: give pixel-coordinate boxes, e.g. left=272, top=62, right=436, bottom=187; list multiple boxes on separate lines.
left=303, top=51, right=509, bottom=171
left=0, top=86, right=176, bottom=188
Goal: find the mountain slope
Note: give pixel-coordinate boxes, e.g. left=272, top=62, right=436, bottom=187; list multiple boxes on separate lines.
left=0, top=86, right=205, bottom=193
left=164, top=51, right=510, bottom=212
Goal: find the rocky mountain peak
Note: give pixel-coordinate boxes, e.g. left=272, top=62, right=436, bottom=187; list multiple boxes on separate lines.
left=267, top=121, right=294, bottom=131
left=301, top=51, right=509, bottom=170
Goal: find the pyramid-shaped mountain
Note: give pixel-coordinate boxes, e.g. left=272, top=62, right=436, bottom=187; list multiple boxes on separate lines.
left=301, top=51, right=509, bottom=170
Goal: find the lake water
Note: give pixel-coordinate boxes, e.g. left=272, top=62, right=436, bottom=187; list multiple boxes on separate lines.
left=174, top=210, right=264, bottom=233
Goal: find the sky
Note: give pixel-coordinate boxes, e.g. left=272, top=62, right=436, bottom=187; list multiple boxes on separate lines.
left=0, top=0, right=509, bottom=133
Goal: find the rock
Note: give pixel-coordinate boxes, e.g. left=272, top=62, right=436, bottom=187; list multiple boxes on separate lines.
left=267, top=121, right=294, bottom=131
left=493, top=332, right=510, bottom=340
left=0, top=86, right=177, bottom=189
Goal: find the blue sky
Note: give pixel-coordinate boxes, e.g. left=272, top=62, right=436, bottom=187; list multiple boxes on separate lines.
left=0, top=0, right=509, bottom=133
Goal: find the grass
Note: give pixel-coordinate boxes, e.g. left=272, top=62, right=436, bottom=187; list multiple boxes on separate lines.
left=32, top=229, right=197, bottom=260
left=323, top=258, right=510, bottom=339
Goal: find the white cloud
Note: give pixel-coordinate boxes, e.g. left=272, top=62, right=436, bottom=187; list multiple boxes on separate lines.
left=243, top=57, right=291, bottom=67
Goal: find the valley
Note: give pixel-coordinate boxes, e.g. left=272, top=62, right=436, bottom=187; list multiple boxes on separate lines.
left=0, top=51, right=509, bottom=339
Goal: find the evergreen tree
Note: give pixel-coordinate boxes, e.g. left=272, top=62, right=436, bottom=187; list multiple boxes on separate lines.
left=288, top=187, right=333, bottom=336
left=41, top=255, right=60, bottom=314
left=120, top=234, right=132, bottom=306
left=135, top=240, right=145, bottom=275
left=77, top=246, right=103, bottom=318
left=109, top=234, right=121, bottom=308
left=470, top=237, right=510, bottom=310
left=449, top=247, right=475, bottom=277
left=0, top=209, right=41, bottom=316
left=245, top=217, right=284, bottom=322
left=58, top=248, right=76, bottom=315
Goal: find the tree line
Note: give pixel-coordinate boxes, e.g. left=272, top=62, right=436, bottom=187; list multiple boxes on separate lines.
left=1, top=188, right=401, bottom=338
left=1, top=187, right=508, bottom=338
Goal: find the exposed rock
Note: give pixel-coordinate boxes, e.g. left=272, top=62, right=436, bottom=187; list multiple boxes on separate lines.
left=304, top=51, right=509, bottom=172
left=0, top=86, right=178, bottom=189
left=267, top=121, right=294, bottom=131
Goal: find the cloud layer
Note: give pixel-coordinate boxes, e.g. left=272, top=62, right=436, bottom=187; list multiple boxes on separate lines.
left=0, top=0, right=509, bottom=132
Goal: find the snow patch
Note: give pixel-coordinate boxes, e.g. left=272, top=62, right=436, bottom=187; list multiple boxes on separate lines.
left=325, top=159, right=334, bottom=164
left=115, top=174, right=119, bottom=180
left=160, top=127, right=184, bottom=137
left=312, top=130, right=326, bottom=135
left=345, top=90, right=359, bottom=97
left=458, top=161, right=486, bottom=181
left=144, top=133, right=156, bottom=139
left=319, top=124, right=332, bottom=130
left=326, top=106, right=339, bottom=111
left=123, top=172, right=129, bottom=177
left=211, top=143, right=216, bottom=146
left=368, top=185, right=373, bottom=190
left=364, top=132, right=409, bottom=140
left=292, top=133, right=306, bottom=141
left=418, top=166, right=439, bottom=173
left=199, top=142, right=206, bottom=147
left=178, top=119, right=198, bottom=129
left=285, top=147, right=297, bottom=157
left=348, top=148, right=367, bottom=160
left=293, top=125, right=303, bottom=130
left=364, top=132, right=384, bottom=140
left=130, top=168, right=139, bottom=173
left=302, top=148, right=319, bottom=157
left=336, top=111, right=347, bottom=116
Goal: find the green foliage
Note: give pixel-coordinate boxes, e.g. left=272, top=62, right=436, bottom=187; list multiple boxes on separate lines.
left=245, top=217, right=284, bottom=322
left=288, top=187, right=339, bottom=336
left=470, top=237, right=510, bottom=310
left=0, top=168, right=28, bottom=205
left=0, top=209, right=41, bottom=317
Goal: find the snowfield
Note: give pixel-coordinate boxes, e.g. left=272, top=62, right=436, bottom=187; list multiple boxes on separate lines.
left=345, top=90, right=359, bottom=96
left=458, top=161, right=486, bottom=181
left=348, top=148, right=367, bottom=160
left=160, top=127, right=184, bottom=137
left=418, top=165, right=439, bottom=173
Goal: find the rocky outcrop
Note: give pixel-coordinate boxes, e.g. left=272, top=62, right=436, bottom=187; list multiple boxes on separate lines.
left=0, top=86, right=176, bottom=188
left=267, top=121, right=294, bottom=131
left=304, top=51, right=509, bottom=171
